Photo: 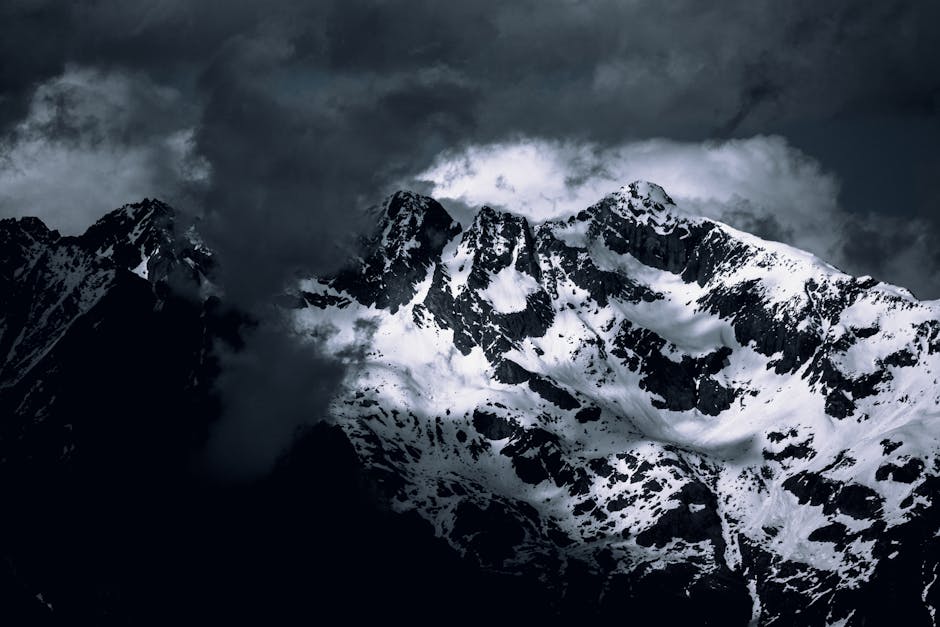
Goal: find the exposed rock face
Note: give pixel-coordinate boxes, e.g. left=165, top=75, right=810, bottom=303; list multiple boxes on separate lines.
left=421, top=204, right=555, bottom=360
left=331, top=191, right=461, bottom=313
left=294, top=182, right=940, bottom=624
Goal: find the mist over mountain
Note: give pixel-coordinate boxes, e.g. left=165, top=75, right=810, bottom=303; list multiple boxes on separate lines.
left=1, top=183, right=938, bottom=624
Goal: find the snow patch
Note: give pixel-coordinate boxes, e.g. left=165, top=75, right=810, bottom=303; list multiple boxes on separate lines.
left=131, top=251, right=152, bottom=279
left=479, top=265, right=540, bottom=313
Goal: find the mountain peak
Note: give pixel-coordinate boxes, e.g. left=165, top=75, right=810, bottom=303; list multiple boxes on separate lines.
left=86, top=198, right=174, bottom=237
left=378, top=191, right=459, bottom=249
left=80, top=198, right=178, bottom=276
left=0, top=215, right=58, bottom=239
left=601, top=180, right=685, bottom=225
left=328, top=191, right=461, bottom=312
left=383, top=190, right=433, bottom=218
left=381, top=189, right=456, bottom=225
left=0, top=214, right=59, bottom=249
left=374, top=190, right=459, bottom=253
left=466, top=204, right=532, bottom=246
left=624, top=180, right=675, bottom=208
left=472, top=204, right=529, bottom=228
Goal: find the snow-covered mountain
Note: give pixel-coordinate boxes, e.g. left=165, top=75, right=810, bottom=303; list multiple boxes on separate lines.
left=1, top=183, right=939, bottom=624
left=293, top=182, right=940, bottom=624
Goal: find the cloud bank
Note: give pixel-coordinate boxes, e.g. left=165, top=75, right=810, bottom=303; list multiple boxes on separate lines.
left=417, top=137, right=940, bottom=298
left=0, top=66, right=207, bottom=234
left=0, top=1, right=937, bottom=296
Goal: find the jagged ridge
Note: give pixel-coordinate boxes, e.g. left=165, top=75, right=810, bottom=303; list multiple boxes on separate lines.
left=295, top=181, right=940, bottom=624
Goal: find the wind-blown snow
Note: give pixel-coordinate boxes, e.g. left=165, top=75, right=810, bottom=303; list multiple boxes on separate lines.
left=479, top=265, right=540, bottom=313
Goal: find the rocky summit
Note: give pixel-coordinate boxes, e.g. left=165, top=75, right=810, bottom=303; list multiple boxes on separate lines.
left=2, top=183, right=940, bottom=624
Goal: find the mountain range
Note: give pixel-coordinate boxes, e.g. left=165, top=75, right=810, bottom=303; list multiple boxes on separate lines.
left=1, top=182, right=938, bottom=625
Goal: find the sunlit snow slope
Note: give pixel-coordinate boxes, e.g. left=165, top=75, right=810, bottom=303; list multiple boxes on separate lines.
left=292, top=183, right=940, bottom=625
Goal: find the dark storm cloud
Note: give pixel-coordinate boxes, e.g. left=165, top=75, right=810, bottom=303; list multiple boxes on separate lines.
left=193, top=29, right=479, bottom=303
left=205, top=318, right=347, bottom=480
left=1, top=0, right=939, bottom=474
left=3, top=0, right=938, bottom=237
left=3, top=1, right=937, bottom=133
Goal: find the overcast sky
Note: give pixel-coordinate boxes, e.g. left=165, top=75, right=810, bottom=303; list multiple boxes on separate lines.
left=1, top=0, right=939, bottom=298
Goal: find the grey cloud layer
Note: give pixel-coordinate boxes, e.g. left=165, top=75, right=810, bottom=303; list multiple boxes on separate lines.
left=2, top=3, right=937, bottom=251
left=2, top=2, right=938, bottom=242
left=0, top=67, right=207, bottom=234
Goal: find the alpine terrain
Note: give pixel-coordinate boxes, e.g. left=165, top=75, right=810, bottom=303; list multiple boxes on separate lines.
left=1, top=182, right=939, bottom=625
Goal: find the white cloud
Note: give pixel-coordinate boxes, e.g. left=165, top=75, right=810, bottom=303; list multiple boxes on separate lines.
left=0, top=66, right=209, bottom=234
left=417, top=136, right=849, bottom=261
left=416, top=136, right=940, bottom=299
